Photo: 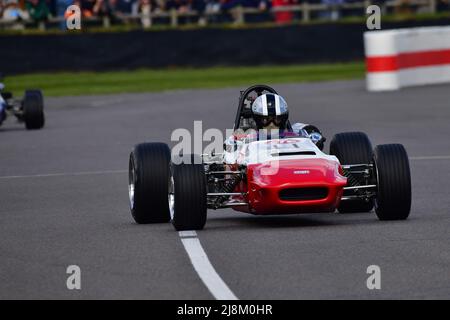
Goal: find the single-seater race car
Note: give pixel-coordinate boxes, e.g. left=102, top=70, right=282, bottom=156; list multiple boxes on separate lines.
left=128, top=85, right=411, bottom=231
left=0, top=74, right=45, bottom=130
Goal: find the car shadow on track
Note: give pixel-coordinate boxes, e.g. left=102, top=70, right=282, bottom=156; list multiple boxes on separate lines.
left=204, top=213, right=381, bottom=230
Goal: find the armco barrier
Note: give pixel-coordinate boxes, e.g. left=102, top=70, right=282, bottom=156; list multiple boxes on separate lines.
left=364, top=26, right=450, bottom=91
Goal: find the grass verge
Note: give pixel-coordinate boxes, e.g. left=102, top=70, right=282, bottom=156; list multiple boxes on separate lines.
left=6, top=62, right=365, bottom=97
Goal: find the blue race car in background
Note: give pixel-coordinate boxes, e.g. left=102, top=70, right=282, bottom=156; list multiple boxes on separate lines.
left=0, top=74, right=45, bottom=130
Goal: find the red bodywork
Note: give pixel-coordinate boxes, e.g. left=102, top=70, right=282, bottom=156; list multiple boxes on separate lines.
left=233, top=159, right=347, bottom=215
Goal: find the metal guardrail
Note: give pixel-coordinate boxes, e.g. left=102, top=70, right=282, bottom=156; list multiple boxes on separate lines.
left=0, top=0, right=438, bottom=30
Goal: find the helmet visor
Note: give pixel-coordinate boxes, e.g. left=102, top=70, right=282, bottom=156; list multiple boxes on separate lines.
left=254, top=114, right=288, bottom=128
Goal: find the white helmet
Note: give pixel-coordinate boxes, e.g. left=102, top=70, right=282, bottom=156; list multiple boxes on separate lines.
left=251, top=93, right=289, bottom=129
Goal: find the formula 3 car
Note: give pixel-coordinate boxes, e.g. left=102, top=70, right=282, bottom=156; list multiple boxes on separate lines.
left=0, top=75, right=45, bottom=130
left=128, top=85, right=411, bottom=231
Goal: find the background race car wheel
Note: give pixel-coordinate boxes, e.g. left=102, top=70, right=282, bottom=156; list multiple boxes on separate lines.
left=373, top=144, right=411, bottom=220
left=129, top=143, right=171, bottom=224
left=171, top=155, right=207, bottom=231
left=1, top=92, right=13, bottom=100
left=330, top=131, right=374, bottom=213
left=23, top=90, right=45, bottom=130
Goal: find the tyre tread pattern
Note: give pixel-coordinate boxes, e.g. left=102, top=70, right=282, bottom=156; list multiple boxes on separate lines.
left=130, top=143, right=171, bottom=224
left=172, top=157, right=207, bottom=231
left=374, top=144, right=411, bottom=220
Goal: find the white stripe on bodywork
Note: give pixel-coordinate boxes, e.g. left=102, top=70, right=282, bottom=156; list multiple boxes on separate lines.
left=179, top=231, right=238, bottom=300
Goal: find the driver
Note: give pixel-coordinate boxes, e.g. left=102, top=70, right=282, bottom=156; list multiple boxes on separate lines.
left=251, top=93, right=325, bottom=149
left=252, top=93, right=289, bottom=131
left=224, top=92, right=326, bottom=157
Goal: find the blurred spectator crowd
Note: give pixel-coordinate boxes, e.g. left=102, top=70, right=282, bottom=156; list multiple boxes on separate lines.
left=0, top=0, right=449, bottom=29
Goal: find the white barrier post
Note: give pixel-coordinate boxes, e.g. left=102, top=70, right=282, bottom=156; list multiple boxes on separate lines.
left=364, top=26, right=450, bottom=92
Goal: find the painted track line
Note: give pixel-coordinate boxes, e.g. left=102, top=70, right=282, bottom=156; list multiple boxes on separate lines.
left=179, top=231, right=238, bottom=300
left=0, top=155, right=449, bottom=180
left=409, top=155, right=450, bottom=160
left=0, top=169, right=127, bottom=180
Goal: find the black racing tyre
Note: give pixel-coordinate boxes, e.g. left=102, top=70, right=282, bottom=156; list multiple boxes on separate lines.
left=23, top=90, right=45, bottom=130
left=129, top=143, right=171, bottom=224
left=373, top=144, right=411, bottom=220
left=171, top=155, right=207, bottom=231
left=329, top=132, right=374, bottom=213
left=1, top=92, right=13, bottom=100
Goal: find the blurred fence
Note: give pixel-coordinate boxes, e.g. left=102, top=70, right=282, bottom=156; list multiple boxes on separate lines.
left=0, top=0, right=441, bottom=30
left=2, top=17, right=450, bottom=74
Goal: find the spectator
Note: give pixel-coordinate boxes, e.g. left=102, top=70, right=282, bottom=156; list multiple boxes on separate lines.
left=220, top=0, right=269, bottom=24
left=320, top=0, right=343, bottom=21
left=272, top=0, right=296, bottom=24
left=25, top=0, right=50, bottom=22
left=80, top=0, right=108, bottom=17
left=437, top=0, right=449, bottom=12
left=166, top=0, right=190, bottom=12
left=138, top=0, right=153, bottom=27
left=55, top=0, right=72, bottom=29
left=1, top=0, right=30, bottom=29
left=116, top=0, right=138, bottom=15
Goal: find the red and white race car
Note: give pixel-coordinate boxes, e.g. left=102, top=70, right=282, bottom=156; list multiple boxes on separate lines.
left=128, top=85, right=411, bottom=231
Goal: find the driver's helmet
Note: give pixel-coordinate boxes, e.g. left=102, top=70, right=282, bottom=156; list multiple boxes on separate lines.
left=251, top=93, right=289, bottom=130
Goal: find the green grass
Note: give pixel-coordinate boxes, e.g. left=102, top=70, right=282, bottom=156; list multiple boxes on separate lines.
left=6, top=62, right=365, bottom=97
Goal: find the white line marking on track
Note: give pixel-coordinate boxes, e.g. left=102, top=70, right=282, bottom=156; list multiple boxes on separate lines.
left=0, top=170, right=127, bottom=180
left=409, top=155, right=450, bottom=160
left=179, top=231, right=238, bottom=300
left=1, top=155, right=449, bottom=180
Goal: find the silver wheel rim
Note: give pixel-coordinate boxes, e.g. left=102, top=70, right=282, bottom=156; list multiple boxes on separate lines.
left=128, top=162, right=135, bottom=210
left=168, top=172, right=175, bottom=220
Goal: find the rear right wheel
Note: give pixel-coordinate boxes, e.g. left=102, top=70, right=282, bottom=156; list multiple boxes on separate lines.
left=330, top=131, right=374, bottom=213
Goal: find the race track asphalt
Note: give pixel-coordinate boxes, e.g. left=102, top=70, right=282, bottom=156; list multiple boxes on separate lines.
left=1, top=80, right=449, bottom=299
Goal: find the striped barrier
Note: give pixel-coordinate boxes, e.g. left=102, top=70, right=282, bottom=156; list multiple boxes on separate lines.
left=364, top=26, right=450, bottom=91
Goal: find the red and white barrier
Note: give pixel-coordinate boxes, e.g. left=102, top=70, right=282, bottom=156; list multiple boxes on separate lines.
left=364, top=26, right=450, bottom=91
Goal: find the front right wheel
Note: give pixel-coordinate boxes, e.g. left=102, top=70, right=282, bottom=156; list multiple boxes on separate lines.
left=171, top=155, right=207, bottom=231
left=129, top=142, right=171, bottom=224
left=373, top=144, right=411, bottom=220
